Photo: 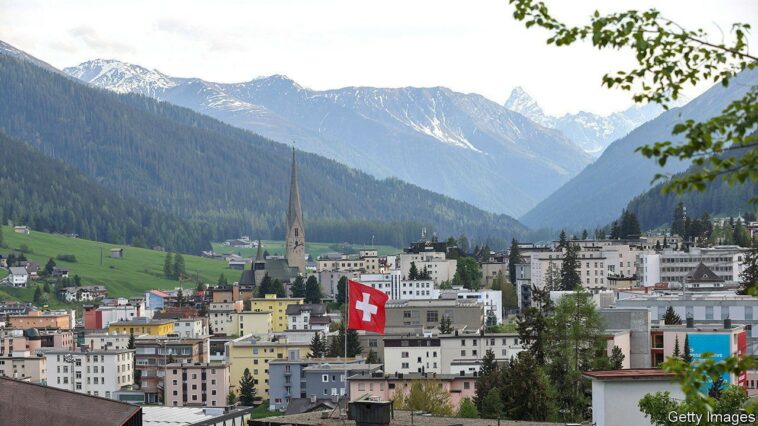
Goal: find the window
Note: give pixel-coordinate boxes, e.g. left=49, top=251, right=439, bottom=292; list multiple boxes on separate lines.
left=401, top=352, right=409, bottom=358
left=401, top=363, right=409, bottom=369
left=426, top=311, right=438, bottom=323
left=464, top=382, right=470, bottom=389
left=461, top=350, right=466, bottom=356
left=322, top=374, right=329, bottom=382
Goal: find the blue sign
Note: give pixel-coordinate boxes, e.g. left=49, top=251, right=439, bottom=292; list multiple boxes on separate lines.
left=687, top=333, right=731, bottom=389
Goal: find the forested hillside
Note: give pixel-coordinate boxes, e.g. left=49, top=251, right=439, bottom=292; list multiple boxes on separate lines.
left=0, top=56, right=529, bottom=248
left=0, top=131, right=212, bottom=253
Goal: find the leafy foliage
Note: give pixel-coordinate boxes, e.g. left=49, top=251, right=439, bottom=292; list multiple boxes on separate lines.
left=452, top=257, right=482, bottom=290
left=457, top=397, right=479, bottom=418
left=392, top=379, right=454, bottom=416
left=508, top=0, right=757, bottom=195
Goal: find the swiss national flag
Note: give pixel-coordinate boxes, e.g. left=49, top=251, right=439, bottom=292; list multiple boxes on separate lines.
left=347, top=279, right=389, bottom=335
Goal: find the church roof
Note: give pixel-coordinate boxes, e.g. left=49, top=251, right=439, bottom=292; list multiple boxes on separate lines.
left=287, top=148, right=303, bottom=230
left=685, top=262, right=723, bottom=283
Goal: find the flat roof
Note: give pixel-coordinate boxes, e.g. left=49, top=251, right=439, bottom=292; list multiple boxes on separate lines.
left=143, top=406, right=253, bottom=426
left=583, top=368, right=676, bottom=381
left=252, top=410, right=559, bottom=426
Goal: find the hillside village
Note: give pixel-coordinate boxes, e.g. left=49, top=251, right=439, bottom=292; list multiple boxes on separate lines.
left=0, top=150, right=756, bottom=426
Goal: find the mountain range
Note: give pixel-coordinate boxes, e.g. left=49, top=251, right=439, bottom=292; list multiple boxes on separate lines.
left=0, top=44, right=533, bottom=250
left=504, top=86, right=664, bottom=156
left=64, top=59, right=593, bottom=217
left=520, top=68, right=758, bottom=231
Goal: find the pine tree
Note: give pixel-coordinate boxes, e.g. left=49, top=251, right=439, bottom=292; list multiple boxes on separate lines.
left=271, top=279, right=286, bottom=298
left=609, top=346, right=625, bottom=370
left=33, top=286, right=43, bottom=304
left=663, top=305, right=682, bottom=325
left=43, top=281, right=51, bottom=293
left=173, top=253, right=186, bottom=280
left=544, top=261, right=561, bottom=291
left=558, top=230, right=567, bottom=249
left=365, top=349, right=380, bottom=364
left=336, top=276, right=347, bottom=305
left=217, top=274, right=228, bottom=286
left=227, top=389, right=237, bottom=405
left=43, top=258, right=56, bottom=276
left=457, top=397, right=479, bottom=418
left=128, top=332, right=136, bottom=349
left=672, top=202, right=686, bottom=237
left=439, top=315, right=453, bottom=334
left=673, top=335, right=681, bottom=358
left=290, top=276, right=306, bottom=298
left=516, top=285, right=551, bottom=364
left=238, top=368, right=256, bottom=406
left=508, top=239, right=522, bottom=284
left=409, top=262, right=419, bottom=280
left=500, top=352, right=556, bottom=421
left=257, top=274, right=273, bottom=297
left=739, top=246, right=758, bottom=295
left=309, top=332, right=326, bottom=358
left=163, top=252, right=173, bottom=279
left=559, top=244, right=581, bottom=291
left=708, top=375, right=726, bottom=399
left=683, top=335, right=693, bottom=364
left=304, top=276, right=321, bottom=303
left=346, top=328, right=362, bottom=357
left=474, top=350, right=499, bottom=412
left=480, top=387, right=503, bottom=419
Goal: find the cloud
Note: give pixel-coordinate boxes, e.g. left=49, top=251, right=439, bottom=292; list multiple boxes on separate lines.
left=68, top=26, right=135, bottom=55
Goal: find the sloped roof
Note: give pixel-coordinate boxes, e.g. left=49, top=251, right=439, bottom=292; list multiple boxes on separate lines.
left=0, top=377, right=141, bottom=425
left=685, top=262, right=723, bottom=282
left=9, top=267, right=28, bottom=275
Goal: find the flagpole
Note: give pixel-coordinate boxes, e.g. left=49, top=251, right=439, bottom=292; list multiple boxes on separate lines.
left=344, top=279, right=349, bottom=410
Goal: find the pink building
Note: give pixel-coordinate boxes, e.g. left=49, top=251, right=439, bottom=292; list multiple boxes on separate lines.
left=348, top=372, right=476, bottom=410
left=1, top=329, right=74, bottom=356
left=164, top=362, right=230, bottom=407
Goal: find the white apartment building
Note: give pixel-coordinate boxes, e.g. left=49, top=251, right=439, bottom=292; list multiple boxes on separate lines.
left=456, top=290, right=503, bottom=325
left=82, top=332, right=130, bottom=350
left=359, top=271, right=439, bottom=300
left=439, top=333, right=523, bottom=375
left=209, top=301, right=242, bottom=336
left=638, top=246, right=748, bottom=287
left=531, top=242, right=641, bottom=290
left=383, top=337, right=441, bottom=375
left=398, top=252, right=456, bottom=284
left=174, top=318, right=205, bottom=338
left=45, top=349, right=134, bottom=399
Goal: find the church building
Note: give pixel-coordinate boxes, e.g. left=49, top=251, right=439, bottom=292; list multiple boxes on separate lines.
left=239, top=148, right=305, bottom=288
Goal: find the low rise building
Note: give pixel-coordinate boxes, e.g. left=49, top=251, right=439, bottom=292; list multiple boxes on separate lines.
left=164, top=362, right=230, bottom=407
left=80, top=331, right=130, bottom=351
left=398, top=252, right=456, bottom=284
left=174, top=318, right=206, bottom=338
left=8, top=310, right=73, bottom=329
left=226, top=334, right=310, bottom=400
left=234, top=311, right=274, bottom=336
left=348, top=372, right=477, bottom=411
left=209, top=301, right=243, bottom=336
left=385, top=299, right=484, bottom=333
left=45, top=349, right=134, bottom=399
left=108, top=317, right=175, bottom=336
left=286, top=304, right=329, bottom=332
left=638, top=246, right=748, bottom=287
left=249, top=295, right=304, bottom=332
left=0, top=354, right=46, bottom=382
left=83, top=302, right=149, bottom=330
left=134, top=335, right=209, bottom=404
left=8, top=267, right=29, bottom=287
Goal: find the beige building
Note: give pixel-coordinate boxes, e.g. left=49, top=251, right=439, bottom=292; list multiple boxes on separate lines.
left=249, top=295, right=303, bottom=332
left=0, top=355, right=46, bottom=383
left=209, top=301, right=243, bottom=336
left=164, top=362, right=230, bottom=407
left=226, top=335, right=310, bottom=399
left=233, top=311, right=273, bottom=336
left=398, top=252, right=456, bottom=284
left=385, top=299, right=484, bottom=333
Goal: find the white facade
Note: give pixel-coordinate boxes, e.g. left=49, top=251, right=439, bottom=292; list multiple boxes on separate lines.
left=588, top=375, right=684, bottom=426
left=383, top=344, right=441, bottom=375
left=457, top=290, right=502, bottom=324
left=440, top=334, right=522, bottom=375
left=97, top=304, right=152, bottom=328
left=174, top=319, right=205, bottom=338
left=360, top=271, right=439, bottom=300
left=45, top=350, right=134, bottom=399
left=8, top=267, right=29, bottom=287
left=398, top=252, right=456, bottom=284
left=531, top=243, right=641, bottom=290
left=637, top=246, right=747, bottom=286
left=83, top=333, right=130, bottom=350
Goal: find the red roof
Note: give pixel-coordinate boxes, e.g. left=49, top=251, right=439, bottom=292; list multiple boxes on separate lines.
left=150, top=290, right=170, bottom=298
left=583, top=368, right=676, bottom=380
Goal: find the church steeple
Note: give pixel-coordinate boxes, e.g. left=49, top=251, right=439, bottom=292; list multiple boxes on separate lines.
left=285, top=147, right=305, bottom=273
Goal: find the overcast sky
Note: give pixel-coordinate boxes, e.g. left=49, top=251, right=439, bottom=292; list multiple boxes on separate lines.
left=1, top=0, right=754, bottom=115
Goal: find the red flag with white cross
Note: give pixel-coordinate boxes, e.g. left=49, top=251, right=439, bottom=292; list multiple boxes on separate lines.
left=347, top=279, right=389, bottom=335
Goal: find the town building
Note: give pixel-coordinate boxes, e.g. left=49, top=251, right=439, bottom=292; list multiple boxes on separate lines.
left=226, top=334, right=310, bottom=400
left=209, top=301, right=243, bottom=336
left=348, top=372, right=477, bottom=411
left=108, top=317, right=175, bottom=336
left=13, top=225, right=31, bottom=234
left=397, top=251, right=456, bottom=284
left=83, top=302, right=150, bottom=330
left=638, top=246, right=748, bottom=287
left=145, top=290, right=170, bottom=310
left=268, top=356, right=367, bottom=411
left=58, top=286, right=107, bottom=303
left=7, top=267, right=29, bottom=287
left=233, top=311, right=274, bottom=336
left=8, top=310, right=73, bottom=329
left=249, top=294, right=304, bottom=332
left=173, top=318, right=206, bottom=338
left=0, top=353, right=47, bottom=382
left=134, top=335, right=209, bottom=404
left=584, top=369, right=684, bottom=426
left=80, top=331, right=131, bottom=351
left=0, top=376, right=143, bottom=426
left=45, top=349, right=135, bottom=399
left=287, top=304, right=330, bottom=332
left=384, top=299, right=484, bottom=333
left=164, top=362, right=230, bottom=407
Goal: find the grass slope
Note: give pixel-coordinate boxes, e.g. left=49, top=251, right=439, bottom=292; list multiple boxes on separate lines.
left=0, top=226, right=230, bottom=300
left=211, top=240, right=400, bottom=259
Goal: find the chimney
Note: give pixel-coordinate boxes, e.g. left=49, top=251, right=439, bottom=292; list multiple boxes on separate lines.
left=686, top=317, right=694, bottom=328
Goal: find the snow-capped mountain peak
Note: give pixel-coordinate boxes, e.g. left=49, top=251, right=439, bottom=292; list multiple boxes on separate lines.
left=64, top=59, right=176, bottom=97
left=504, top=86, right=550, bottom=125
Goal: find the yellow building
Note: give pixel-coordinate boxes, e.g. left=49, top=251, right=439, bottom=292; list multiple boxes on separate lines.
left=249, top=294, right=303, bottom=332
left=108, top=318, right=175, bottom=336
left=226, top=335, right=310, bottom=399
left=233, top=311, right=273, bottom=336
